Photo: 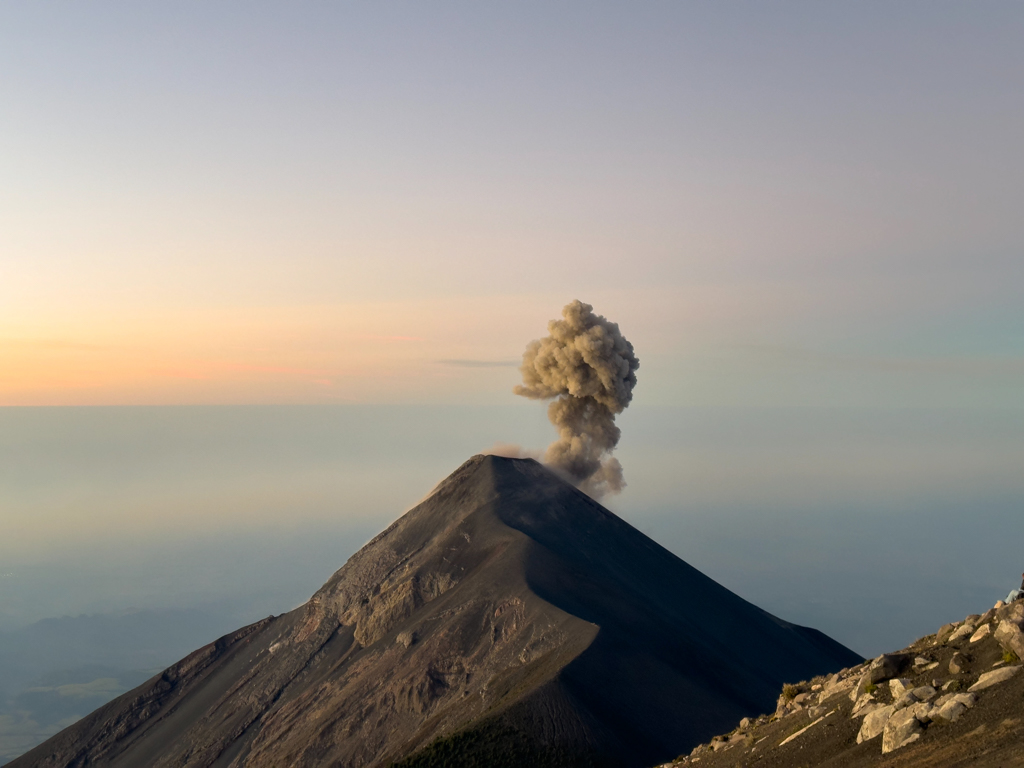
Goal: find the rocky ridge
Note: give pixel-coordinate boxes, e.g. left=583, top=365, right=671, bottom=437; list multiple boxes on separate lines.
left=10, top=455, right=859, bottom=768
left=658, top=598, right=1024, bottom=768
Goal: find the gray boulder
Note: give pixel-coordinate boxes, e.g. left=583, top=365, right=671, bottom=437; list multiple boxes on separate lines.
left=934, top=692, right=976, bottom=722
left=937, top=700, right=967, bottom=722
left=867, top=653, right=906, bottom=684
left=969, top=623, right=992, bottom=643
left=968, top=665, right=1021, bottom=692
left=881, top=705, right=929, bottom=754
left=894, top=685, right=937, bottom=711
left=936, top=623, right=957, bottom=644
left=850, top=674, right=868, bottom=701
left=948, top=622, right=976, bottom=643
left=949, top=651, right=968, bottom=674
left=910, top=685, right=938, bottom=702
left=889, top=677, right=913, bottom=697
left=994, top=620, right=1024, bottom=660
left=821, top=673, right=855, bottom=701
left=893, top=692, right=917, bottom=710
left=857, top=705, right=894, bottom=743
left=1001, top=602, right=1024, bottom=625
left=852, top=692, right=878, bottom=717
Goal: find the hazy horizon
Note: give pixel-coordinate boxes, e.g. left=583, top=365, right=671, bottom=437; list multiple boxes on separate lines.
left=5, top=403, right=1022, bottom=653
left=3, top=402, right=1023, bottom=763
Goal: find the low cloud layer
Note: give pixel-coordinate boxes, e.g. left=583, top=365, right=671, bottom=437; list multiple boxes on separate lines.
left=437, top=359, right=520, bottom=368
left=514, top=300, right=639, bottom=498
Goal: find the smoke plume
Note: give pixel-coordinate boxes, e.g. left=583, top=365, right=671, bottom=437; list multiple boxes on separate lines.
left=514, top=300, right=639, bottom=498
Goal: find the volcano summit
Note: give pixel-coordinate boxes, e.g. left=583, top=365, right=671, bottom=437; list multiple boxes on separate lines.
left=13, top=455, right=859, bottom=768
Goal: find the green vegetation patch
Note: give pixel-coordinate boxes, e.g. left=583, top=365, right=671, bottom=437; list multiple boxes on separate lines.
left=391, top=717, right=614, bottom=768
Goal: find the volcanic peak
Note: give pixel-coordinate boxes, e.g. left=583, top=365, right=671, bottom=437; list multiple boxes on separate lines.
left=11, top=454, right=860, bottom=768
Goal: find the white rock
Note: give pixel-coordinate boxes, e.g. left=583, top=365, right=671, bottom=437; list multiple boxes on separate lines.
left=857, top=705, right=894, bottom=743
left=969, top=665, right=1021, bottom=691
left=912, top=701, right=935, bottom=723
left=893, top=691, right=918, bottom=711
left=936, top=622, right=958, bottom=645
left=882, top=707, right=925, bottom=754
left=857, top=703, right=881, bottom=720
left=949, top=623, right=976, bottom=643
left=889, top=678, right=913, bottom=697
left=910, top=685, right=938, bottom=702
left=937, top=692, right=975, bottom=707
left=970, top=624, right=992, bottom=643
left=995, top=620, right=1024, bottom=660
left=821, top=676, right=855, bottom=701
left=938, top=700, right=967, bottom=722
left=852, top=693, right=877, bottom=717
left=935, top=692, right=976, bottom=722
left=849, top=675, right=867, bottom=701
left=779, top=712, right=832, bottom=746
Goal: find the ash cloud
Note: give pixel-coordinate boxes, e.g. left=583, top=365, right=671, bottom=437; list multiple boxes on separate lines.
left=514, top=300, right=639, bottom=498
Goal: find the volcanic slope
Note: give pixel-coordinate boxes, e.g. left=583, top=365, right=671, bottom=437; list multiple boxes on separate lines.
left=12, top=455, right=860, bottom=768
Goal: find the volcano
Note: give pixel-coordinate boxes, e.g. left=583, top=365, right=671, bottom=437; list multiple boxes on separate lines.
left=13, top=455, right=860, bottom=768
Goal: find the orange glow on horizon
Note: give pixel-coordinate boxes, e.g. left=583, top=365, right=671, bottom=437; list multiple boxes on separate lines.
left=0, top=297, right=566, bottom=405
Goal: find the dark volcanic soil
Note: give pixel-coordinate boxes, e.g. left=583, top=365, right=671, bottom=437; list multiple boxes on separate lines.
left=11, top=455, right=859, bottom=768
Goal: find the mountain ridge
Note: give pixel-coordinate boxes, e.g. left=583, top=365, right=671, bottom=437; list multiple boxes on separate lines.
left=11, top=455, right=859, bottom=768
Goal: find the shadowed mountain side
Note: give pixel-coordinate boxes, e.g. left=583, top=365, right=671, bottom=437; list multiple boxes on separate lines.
left=11, top=455, right=860, bottom=768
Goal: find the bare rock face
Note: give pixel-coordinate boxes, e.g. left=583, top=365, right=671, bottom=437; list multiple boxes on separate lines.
left=670, top=596, right=1024, bottom=767
left=948, top=622, right=976, bottom=644
left=949, top=651, right=969, bottom=674
left=857, top=705, right=895, bottom=743
left=994, top=620, right=1024, bottom=660
left=881, top=705, right=928, bottom=754
left=863, top=653, right=908, bottom=685
left=968, top=665, right=1022, bottom=692
left=11, top=456, right=860, bottom=768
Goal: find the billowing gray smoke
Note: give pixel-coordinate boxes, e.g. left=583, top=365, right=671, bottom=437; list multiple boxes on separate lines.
left=514, top=300, right=639, bottom=498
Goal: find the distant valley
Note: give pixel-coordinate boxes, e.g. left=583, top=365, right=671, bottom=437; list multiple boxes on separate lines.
left=0, top=609, right=248, bottom=765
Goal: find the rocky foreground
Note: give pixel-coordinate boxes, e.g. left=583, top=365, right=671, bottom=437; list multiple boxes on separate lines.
left=658, top=599, right=1024, bottom=768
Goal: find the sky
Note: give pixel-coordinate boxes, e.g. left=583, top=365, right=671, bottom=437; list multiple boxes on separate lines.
left=2, top=2, right=1022, bottom=407
left=2, top=0, right=1024, bottom=669
left=1, top=7, right=1024, bottom=759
